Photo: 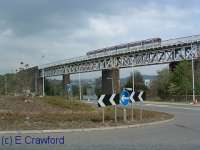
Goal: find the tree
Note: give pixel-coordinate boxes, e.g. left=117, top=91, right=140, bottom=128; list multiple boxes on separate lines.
left=125, top=71, right=146, bottom=91
left=149, top=61, right=195, bottom=101
left=95, top=77, right=102, bottom=97
left=0, top=75, right=4, bottom=94
left=170, top=61, right=192, bottom=101
left=16, top=63, right=33, bottom=94
left=152, top=68, right=170, bottom=99
left=194, top=59, right=200, bottom=95
left=72, top=85, right=79, bottom=96
left=45, top=79, right=64, bottom=96
left=0, top=73, right=18, bottom=95
left=168, top=82, right=179, bottom=95
left=157, top=69, right=170, bottom=98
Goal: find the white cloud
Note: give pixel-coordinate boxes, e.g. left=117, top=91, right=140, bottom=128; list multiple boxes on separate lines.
left=0, top=0, right=200, bottom=76
left=0, top=28, right=14, bottom=37
left=88, top=16, right=127, bottom=37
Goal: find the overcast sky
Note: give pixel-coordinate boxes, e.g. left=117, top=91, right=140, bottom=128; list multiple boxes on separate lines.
left=0, top=0, right=199, bottom=76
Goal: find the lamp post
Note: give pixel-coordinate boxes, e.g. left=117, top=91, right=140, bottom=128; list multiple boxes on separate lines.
left=41, top=55, right=45, bottom=97
left=192, top=57, right=195, bottom=103
left=131, top=67, right=134, bottom=121
left=42, top=69, right=45, bottom=97
left=79, top=73, right=82, bottom=101
left=191, top=43, right=196, bottom=103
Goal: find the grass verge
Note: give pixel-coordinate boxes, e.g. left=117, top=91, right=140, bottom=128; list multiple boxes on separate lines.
left=0, top=96, right=173, bottom=130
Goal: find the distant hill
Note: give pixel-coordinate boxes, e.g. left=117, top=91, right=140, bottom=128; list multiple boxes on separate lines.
left=120, top=75, right=157, bottom=87
left=47, top=75, right=157, bottom=87
left=143, top=75, right=157, bottom=80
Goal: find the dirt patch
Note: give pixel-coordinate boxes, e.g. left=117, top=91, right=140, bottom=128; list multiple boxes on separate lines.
left=0, top=96, right=173, bottom=130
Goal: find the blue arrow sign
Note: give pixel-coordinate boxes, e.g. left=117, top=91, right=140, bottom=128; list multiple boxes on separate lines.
left=120, top=89, right=130, bottom=106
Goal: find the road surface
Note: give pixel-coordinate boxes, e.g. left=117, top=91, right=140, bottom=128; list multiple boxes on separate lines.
left=1, top=104, right=200, bottom=150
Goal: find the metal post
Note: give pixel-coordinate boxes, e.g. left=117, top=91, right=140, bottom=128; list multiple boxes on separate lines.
left=111, top=77, right=114, bottom=94
left=112, top=78, right=118, bottom=123
left=102, top=108, right=105, bottom=124
left=131, top=67, right=134, bottom=121
left=114, top=105, right=117, bottom=123
left=107, top=76, right=117, bottom=123
left=42, top=69, right=45, bottom=97
left=192, top=55, right=196, bottom=103
left=131, top=101, right=134, bottom=121
left=140, top=102, right=143, bottom=121
left=191, top=43, right=196, bottom=104
left=79, top=73, right=82, bottom=101
left=112, top=78, right=117, bottom=123
left=123, top=108, right=127, bottom=122
left=132, top=67, right=135, bottom=92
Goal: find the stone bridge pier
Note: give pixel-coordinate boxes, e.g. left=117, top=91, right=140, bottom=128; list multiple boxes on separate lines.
left=63, top=74, right=71, bottom=99
left=102, top=68, right=120, bottom=95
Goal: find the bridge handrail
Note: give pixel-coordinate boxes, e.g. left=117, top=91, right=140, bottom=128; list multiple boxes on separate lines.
left=161, top=35, right=200, bottom=46
left=38, top=35, right=200, bottom=69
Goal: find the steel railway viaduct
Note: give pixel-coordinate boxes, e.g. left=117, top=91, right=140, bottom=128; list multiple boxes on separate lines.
left=29, top=35, right=200, bottom=96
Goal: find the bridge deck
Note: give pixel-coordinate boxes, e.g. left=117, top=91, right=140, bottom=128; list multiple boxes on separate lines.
left=38, top=35, right=200, bottom=77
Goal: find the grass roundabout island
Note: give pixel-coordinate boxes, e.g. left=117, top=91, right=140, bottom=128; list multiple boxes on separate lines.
left=0, top=96, right=173, bottom=131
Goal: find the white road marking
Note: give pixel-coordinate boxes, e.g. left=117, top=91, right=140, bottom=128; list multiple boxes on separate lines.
left=145, top=103, right=200, bottom=111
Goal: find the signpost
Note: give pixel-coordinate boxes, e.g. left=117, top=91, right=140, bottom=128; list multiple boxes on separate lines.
left=109, top=94, right=117, bottom=123
left=139, top=91, right=144, bottom=121
left=98, top=95, right=106, bottom=123
left=120, top=89, right=130, bottom=122
left=97, top=90, right=144, bottom=123
left=107, top=77, right=118, bottom=123
left=130, top=90, right=135, bottom=121
left=98, top=94, right=119, bottom=123
left=126, top=89, right=144, bottom=121
left=132, top=68, right=135, bottom=121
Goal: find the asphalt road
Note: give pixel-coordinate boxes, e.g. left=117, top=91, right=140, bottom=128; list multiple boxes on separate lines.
left=1, top=104, right=200, bottom=150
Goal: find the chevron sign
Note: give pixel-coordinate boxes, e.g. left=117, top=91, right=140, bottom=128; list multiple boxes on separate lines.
left=130, top=91, right=144, bottom=103
left=98, top=90, right=144, bottom=107
left=127, top=90, right=144, bottom=103
left=98, top=94, right=120, bottom=107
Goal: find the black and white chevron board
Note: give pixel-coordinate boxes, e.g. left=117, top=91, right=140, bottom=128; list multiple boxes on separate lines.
left=126, top=89, right=145, bottom=103
left=98, top=94, right=120, bottom=107
left=98, top=90, right=145, bottom=107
